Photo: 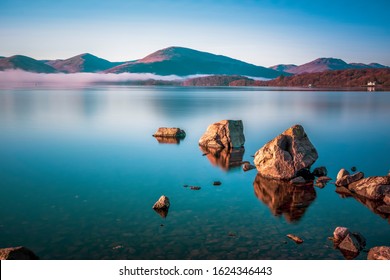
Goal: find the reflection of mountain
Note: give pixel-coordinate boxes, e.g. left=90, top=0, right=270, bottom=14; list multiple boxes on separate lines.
left=253, top=174, right=316, bottom=223
left=154, top=136, right=181, bottom=144
left=200, top=146, right=244, bottom=171
left=336, top=189, right=390, bottom=221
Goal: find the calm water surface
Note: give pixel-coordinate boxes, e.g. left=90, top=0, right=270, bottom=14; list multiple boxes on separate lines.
left=0, top=86, right=389, bottom=259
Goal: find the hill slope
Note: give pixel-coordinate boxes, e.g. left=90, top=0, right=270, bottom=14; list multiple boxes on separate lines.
left=46, top=53, right=122, bottom=73
left=106, top=46, right=284, bottom=78
left=0, top=55, right=57, bottom=73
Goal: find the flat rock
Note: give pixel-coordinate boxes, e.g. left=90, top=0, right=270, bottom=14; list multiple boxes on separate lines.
left=367, top=246, right=390, bottom=260
left=0, top=246, right=39, bottom=260
left=199, top=120, right=245, bottom=150
left=286, top=234, right=303, bottom=244
left=348, top=176, right=390, bottom=200
left=254, top=124, right=318, bottom=180
left=312, top=166, right=328, bottom=177
left=213, top=181, right=222, bottom=186
left=335, top=172, right=364, bottom=187
left=153, top=127, right=186, bottom=138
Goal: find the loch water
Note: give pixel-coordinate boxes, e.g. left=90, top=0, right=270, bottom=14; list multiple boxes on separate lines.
left=0, top=86, right=389, bottom=259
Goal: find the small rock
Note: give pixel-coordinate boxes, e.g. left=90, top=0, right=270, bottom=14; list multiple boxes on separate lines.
left=152, top=195, right=170, bottom=210
left=0, top=246, right=39, bottom=260
left=213, top=181, right=222, bottom=186
left=190, top=186, right=201, bottom=190
left=367, top=246, right=390, bottom=260
left=112, top=245, right=123, bottom=250
left=242, top=162, right=256, bottom=172
left=335, top=171, right=364, bottom=187
left=337, top=169, right=350, bottom=181
left=317, top=176, right=332, bottom=183
left=286, top=234, right=303, bottom=244
left=351, top=166, right=357, bottom=172
left=312, top=166, right=328, bottom=177
left=384, top=195, right=390, bottom=205
left=228, top=232, right=237, bottom=237
left=338, top=234, right=361, bottom=254
left=183, top=184, right=189, bottom=188
left=153, top=127, right=186, bottom=138
left=289, top=176, right=306, bottom=184
left=333, top=227, right=350, bottom=242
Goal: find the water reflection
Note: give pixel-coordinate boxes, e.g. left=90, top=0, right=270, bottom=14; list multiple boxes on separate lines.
left=199, top=146, right=244, bottom=171
left=153, top=208, right=169, bottom=218
left=154, top=136, right=182, bottom=144
left=336, top=188, right=390, bottom=222
left=253, top=174, right=317, bottom=223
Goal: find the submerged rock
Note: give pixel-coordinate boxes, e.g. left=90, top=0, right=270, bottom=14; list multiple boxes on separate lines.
left=199, top=120, right=245, bottom=150
left=0, top=246, right=39, bottom=260
left=315, top=176, right=332, bottom=188
left=254, top=124, right=318, bottom=180
left=153, top=127, right=186, bottom=138
left=367, top=246, right=390, bottom=260
left=286, top=234, right=303, bottom=244
left=348, top=176, right=390, bottom=200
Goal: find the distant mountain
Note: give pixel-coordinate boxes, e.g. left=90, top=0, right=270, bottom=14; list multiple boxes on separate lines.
left=255, top=68, right=390, bottom=87
left=45, top=53, right=123, bottom=73
left=287, top=58, right=389, bottom=74
left=289, top=58, right=352, bottom=74
left=269, top=64, right=297, bottom=73
left=105, top=46, right=284, bottom=78
left=0, top=55, right=57, bottom=73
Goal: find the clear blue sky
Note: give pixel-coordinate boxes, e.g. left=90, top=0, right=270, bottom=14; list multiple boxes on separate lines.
left=0, top=0, right=389, bottom=66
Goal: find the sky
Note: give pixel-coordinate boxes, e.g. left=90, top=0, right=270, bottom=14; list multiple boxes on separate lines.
left=0, top=0, right=389, bottom=66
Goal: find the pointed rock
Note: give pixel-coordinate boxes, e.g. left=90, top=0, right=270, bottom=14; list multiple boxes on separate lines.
left=254, top=125, right=318, bottom=180
left=152, top=195, right=170, bottom=210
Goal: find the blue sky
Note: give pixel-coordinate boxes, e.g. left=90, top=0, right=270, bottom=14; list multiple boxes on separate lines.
left=0, top=0, right=389, bottom=66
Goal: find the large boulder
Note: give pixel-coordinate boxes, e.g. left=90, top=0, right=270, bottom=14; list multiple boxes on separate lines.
left=348, top=176, right=390, bottom=200
left=153, top=127, right=186, bottom=138
left=0, top=246, right=39, bottom=260
left=198, top=120, right=245, bottom=150
left=367, top=246, right=390, bottom=260
left=254, top=125, right=318, bottom=180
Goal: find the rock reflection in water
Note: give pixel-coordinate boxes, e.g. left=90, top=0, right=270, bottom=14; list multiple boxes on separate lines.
left=153, top=208, right=169, bottom=218
left=199, top=146, right=244, bottom=171
left=154, top=136, right=181, bottom=144
left=253, top=174, right=317, bottom=223
left=336, top=189, right=390, bottom=221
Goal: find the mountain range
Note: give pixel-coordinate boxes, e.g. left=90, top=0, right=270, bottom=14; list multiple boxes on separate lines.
left=0, top=47, right=388, bottom=78
left=270, top=58, right=388, bottom=75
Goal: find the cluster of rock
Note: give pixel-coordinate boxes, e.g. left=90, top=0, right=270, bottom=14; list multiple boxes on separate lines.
left=333, top=227, right=366, bottom=259
left=335, top=168, right=390, bottom=215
